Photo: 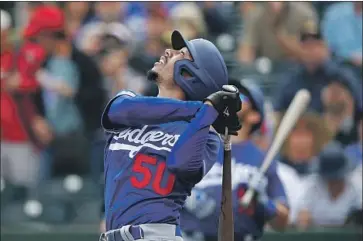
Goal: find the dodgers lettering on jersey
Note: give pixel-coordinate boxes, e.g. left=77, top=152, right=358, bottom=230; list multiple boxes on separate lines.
left=102, top=90, right=222, bottom=230
left=181, top=140, right=288, bottom=240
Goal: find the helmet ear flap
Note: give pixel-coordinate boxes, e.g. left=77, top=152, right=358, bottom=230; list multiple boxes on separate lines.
left=173, top=59, right=211, bottom=100
left=180, top=67, right=194, bottom=80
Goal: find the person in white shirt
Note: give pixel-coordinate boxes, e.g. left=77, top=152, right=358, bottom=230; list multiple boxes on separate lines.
left=276, top=112, right=333, bottom=225
left=296, top=142, right=361, bottom=229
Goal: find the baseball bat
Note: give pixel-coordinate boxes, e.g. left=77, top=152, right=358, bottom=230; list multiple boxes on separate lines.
left=218, top=127, right=234, bottom=241
left=240, top=89, right=311, bottom=207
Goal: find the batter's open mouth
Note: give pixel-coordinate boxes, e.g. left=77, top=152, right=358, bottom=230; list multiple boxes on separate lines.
left=155, top=55, right=168, bottom=66
left=159, top=55, right=167, bottom=65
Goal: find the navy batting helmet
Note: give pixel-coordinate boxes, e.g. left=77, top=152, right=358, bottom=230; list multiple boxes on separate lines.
left=171, top=30, right=228, bottom=101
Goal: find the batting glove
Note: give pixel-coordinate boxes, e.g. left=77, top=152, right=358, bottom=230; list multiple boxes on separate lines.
left=204, top=85, right=242, bottom=135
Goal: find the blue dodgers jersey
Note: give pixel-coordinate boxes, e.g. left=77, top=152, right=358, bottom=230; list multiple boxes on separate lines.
left=181, top=140, right=288, bottom=239
left=104, top=122, right=221, bottom=230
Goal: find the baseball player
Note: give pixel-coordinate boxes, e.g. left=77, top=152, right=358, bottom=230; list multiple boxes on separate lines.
left=181, top=80, right=290, bottom=241
left=100, top=30, right=242, bottom=241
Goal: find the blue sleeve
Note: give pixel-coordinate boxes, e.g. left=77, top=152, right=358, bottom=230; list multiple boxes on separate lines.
left=167, top=105, right=221, bottom=176
left=101, top=90, right=204, bottom=132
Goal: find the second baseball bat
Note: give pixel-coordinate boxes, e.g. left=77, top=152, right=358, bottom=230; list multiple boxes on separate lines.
left=241, top=89, right=312, bottom=207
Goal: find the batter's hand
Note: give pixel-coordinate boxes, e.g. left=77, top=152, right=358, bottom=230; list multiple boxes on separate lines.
left=204, top=85, right=242, bottom=135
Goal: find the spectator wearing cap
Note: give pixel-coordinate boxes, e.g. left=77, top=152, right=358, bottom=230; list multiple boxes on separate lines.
left=26, top=7, right=88, bottom=177
left=25, top=5, right=106, bottom=133
left=295, top=142, right=361, bottom=229
left=272, top=18, right=362, bottom=116
left=1, top=10, right=47, bottom=189
left=96, top=22, right=147, bottom=97
left=75, top=2, right=126, bottom=47
left=23, top=5, right=106, bottom=178
left=237, top=2, right=318, bottom=65
left=322, top=2, right=362, bottom=69
left=169, top=3, right=207, bottom=41
left=76, top=21, right=105, bottom=57
left=321, top=80, right=361, bottom=146
left=276, top=111, right=333, bottom=224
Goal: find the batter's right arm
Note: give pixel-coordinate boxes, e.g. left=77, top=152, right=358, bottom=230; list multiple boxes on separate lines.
left=102, top=90, right=204, bottom=131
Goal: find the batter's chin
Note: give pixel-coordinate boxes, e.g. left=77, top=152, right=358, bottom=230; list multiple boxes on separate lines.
left=147, top=69, right=159, bottom=82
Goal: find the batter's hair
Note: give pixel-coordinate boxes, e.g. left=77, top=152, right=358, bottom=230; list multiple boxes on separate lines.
left=147, top=70, right=159, bottom=82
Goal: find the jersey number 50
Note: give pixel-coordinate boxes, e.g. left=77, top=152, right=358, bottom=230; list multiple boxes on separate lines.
left=131, top=154, right=176, bottom=195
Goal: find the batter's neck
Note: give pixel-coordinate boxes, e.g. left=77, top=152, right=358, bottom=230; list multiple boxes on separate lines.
left=157, top=86, right=186, bottom=100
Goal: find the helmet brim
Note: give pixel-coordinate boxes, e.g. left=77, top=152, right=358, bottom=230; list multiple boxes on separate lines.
left=171, top=30, right=197, bottom=63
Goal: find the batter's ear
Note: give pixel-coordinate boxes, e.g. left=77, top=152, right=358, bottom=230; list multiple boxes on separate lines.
left=180, top=68, right=192, bottom=79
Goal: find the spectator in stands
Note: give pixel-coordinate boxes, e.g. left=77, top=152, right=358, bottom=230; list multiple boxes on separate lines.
left=277, top=112, right=333, bottom=225
left=198, top=2, right=230, bottom=38
left=1, top=10, right=48, bottom=189
left=62, top=2, right=92, bottom=40
left=321, top=80, right=360, bottom=146
left=23, top=5, right=106, bottom=177
left=169, top=2, right=207, bottom=40
left=93, top=2, right=125, bottom=23
left=272, top=20, right=361, bottom=115
left=296, top=142, right=361, bottom=229
left=75, top=2, right=126, bottom=50
left=39, top=32, right=90, bottom=177
left=22, top=6, right=87, bottom=177
left=96, top=23, right=146, bottom=97
left=128, top=4, right=170, bottom=75
left=76, top=21, right=105, bottom=57
left=237, top=2, right=317, bottom=64
left=125, top=2, right=179, bottom=42
left=322, top=2, right=362, bottom=69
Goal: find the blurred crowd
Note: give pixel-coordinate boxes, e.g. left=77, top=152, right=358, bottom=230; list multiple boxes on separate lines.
left=0, top=1, right=362, bottom=231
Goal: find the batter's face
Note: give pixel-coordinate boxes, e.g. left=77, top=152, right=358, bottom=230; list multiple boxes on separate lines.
left=151, top=47, right=193, bottom=87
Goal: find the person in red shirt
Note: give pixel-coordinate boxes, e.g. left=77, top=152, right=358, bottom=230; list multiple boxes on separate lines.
left=1, top=10, right=52, bottom=189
